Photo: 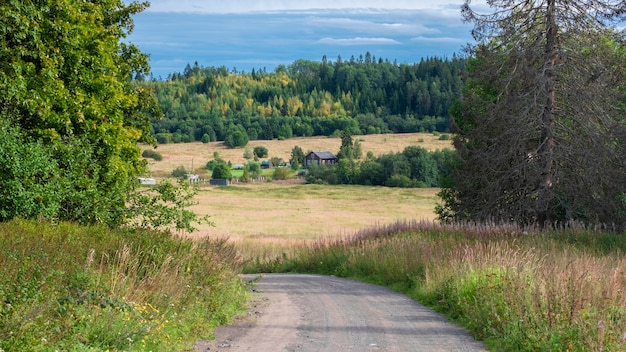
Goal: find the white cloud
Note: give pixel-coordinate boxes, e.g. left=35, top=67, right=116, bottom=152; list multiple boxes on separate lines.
left=411, top=36, right=465, bottom=43
left=305, top=16, right=439, bottom=36
left=315, top=37, right=400, bottom=45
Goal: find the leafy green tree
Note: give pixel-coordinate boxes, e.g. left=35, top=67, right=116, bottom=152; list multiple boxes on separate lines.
left=201, top=133, right=211, bottom=143
left=243, top=148, right=253, bottom=160
left=125, top=179, right=212, bottom=232
left=290, top=145, right=305, bottom=166
left=402, top=146, right=438, bottom=187
left=253, top=146, right=269, bottom=158
left=0, top=120, right=61, bottom=222
left=246, top=161, right=261, bottom=178
left=224, top=127, right=248, bottom=148
left=0, top=0, right=161, bottom=226
left=211, top=163, right=232, bottom=180
left=336, top=130, right=354, bottom=160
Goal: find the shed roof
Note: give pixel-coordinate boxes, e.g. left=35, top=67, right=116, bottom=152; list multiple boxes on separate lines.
left=308, top=151, right=337, bottom=160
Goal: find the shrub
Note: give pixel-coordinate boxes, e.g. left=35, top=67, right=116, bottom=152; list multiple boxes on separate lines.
left=171, top=166, right=187, bottom=178
left=272, top=167, right=291, bottom=180
left=438, top=134, right=451, bottom=140
left=142, top=149, right=163, bottom=161
left=201, top=133, right=210, bottom=143
left=253, top=146, right=268, bottom=158
left=385, top=174, right=413, bottom=188
left=211, top=163, right=232, bottom=180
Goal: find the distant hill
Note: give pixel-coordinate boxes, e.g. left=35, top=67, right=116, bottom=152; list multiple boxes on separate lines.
left=136, top=54, right=465, bottom=146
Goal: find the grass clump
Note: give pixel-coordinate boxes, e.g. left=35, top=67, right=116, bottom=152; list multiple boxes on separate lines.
left=142, top=149, right=163, bottom=161
left=243, top=221, right=626, bottom=351
left=0, top=219, right=247, bottom=351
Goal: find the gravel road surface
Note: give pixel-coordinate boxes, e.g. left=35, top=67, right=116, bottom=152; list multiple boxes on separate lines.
left=194, top=273, right=486, bottom=352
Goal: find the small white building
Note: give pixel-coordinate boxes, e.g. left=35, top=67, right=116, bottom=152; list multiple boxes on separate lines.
left=138, top=177, right=156, bottom=185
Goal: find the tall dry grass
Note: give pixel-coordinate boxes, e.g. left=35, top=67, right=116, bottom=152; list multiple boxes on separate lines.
left=244, top=221, right=626, bottom=351
left=0, top=219, right=247, bottom=351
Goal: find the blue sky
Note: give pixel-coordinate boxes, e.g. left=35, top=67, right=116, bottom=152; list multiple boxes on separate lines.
left=126, top=1, right=481, bottom=78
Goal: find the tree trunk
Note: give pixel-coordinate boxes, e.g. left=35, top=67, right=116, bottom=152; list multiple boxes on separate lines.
left=538, top=0, right=557, bottom=225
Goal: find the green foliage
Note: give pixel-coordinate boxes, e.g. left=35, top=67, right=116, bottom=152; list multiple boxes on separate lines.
left=272, top=167, right=291, bottom=180
left=142, top=149, right=163, bottom=161
left=223, top=125, right=249, bottom=147
left=171, top=165, right=188, bottom=178
left=246, top=161, right=261, bottom=178
left=253, top=146, right=269, bottom=158
left=0, top=0, right=162, bottom=227
left=211, top=163, right=233, bottom=180
left=305, top=145, right=448, bottom=188
left=141, top=56, right=466, bottom=143
left=0, top=219, right=246, bottom=351
left=0, top=121, right=61, bottom=221
left=336, top=130, right=354, bottom=160
left=243, top=148, right=253, bottom=160
left=126, top=179, right=211, bottom=232
left=385, top=174, right=413, bottom=187
left=290, top=145, right=305, bottom=166
left=201, top=133, right=211, bottom=143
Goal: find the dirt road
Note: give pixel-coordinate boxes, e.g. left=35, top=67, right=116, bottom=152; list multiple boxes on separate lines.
left=195, top=274, right=486, bottom=351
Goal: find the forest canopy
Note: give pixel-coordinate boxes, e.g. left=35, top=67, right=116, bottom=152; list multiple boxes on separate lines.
left=136, top=54, right=466, bottom=145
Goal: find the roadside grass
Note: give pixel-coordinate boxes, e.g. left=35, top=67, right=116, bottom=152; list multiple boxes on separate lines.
left=243, top=221, right=626, bottom=351
left=0, top=219, right=247, bottom=351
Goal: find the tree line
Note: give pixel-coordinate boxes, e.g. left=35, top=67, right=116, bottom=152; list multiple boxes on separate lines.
left=302, top=132, right=456, bottom=188
left=136, top=54, right=466, bottom=146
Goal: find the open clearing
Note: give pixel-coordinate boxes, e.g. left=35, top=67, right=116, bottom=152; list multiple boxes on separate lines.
left=187, top=182, right=440, bottom=240
left=144, top=133, right=452, bottom=241
left=143, top=132, right=452, bottom=177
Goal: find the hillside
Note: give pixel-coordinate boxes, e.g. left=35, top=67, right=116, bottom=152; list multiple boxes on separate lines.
left=137, top=56, right=465, bottom=146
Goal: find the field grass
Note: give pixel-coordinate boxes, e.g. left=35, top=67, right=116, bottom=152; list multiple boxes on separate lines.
left=142, top=132, right=450, bottom=242
left=246, top=221, right=626, bottom=351
left=186, top=183, right=440, bottom=241
left=0, top=219, right=247, bottom=351
left=142, top=132, right=452, bottom=178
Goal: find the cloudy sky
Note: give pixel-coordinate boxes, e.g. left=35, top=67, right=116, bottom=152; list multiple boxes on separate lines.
left=126, top=1, right=481, bottom=78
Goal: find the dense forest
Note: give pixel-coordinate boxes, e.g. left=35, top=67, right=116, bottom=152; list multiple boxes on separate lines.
left=137, top=54, right=466, bottom=145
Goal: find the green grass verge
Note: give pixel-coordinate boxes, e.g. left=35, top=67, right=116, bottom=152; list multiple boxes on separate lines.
left=0, top=219, right=248, bottom=351
left=244, top=221, right=626, bottom=351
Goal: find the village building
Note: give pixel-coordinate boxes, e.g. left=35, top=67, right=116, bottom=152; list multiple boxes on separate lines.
left=304, top=151, right=338, bottom=167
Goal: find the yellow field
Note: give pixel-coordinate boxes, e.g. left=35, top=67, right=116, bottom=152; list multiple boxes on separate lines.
left=142, top=132, right=452, bottom=178
left=143, top=133, right=452, bottom=241
left=187, top=183, right=440, bottom=241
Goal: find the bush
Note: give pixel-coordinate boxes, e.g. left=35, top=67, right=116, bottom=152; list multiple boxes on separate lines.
left=211, top=163, right=232, bottom=180
left=253, top=146, right=268, bottom=158
left=438, top=134, right=451, bottom=141
left=272, top=167, right=291, bottom=180
left=386, top=174, right=413, bottom=188
left=142, top=149, right=163, bottom=161
left=155, top=133, right=172, bottom=144
left=201, top=133, right=210, bottom=143
left=171, top=166, right=187, bottom=178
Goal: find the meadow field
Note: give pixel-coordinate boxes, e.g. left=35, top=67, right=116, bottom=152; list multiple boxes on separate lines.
left=143, top=132, right=452, bottom=177
left=143, top=132, right=452, bottom=240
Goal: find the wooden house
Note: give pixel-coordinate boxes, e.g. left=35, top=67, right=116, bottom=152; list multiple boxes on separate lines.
left=304, top=151, right=338, bottom=167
